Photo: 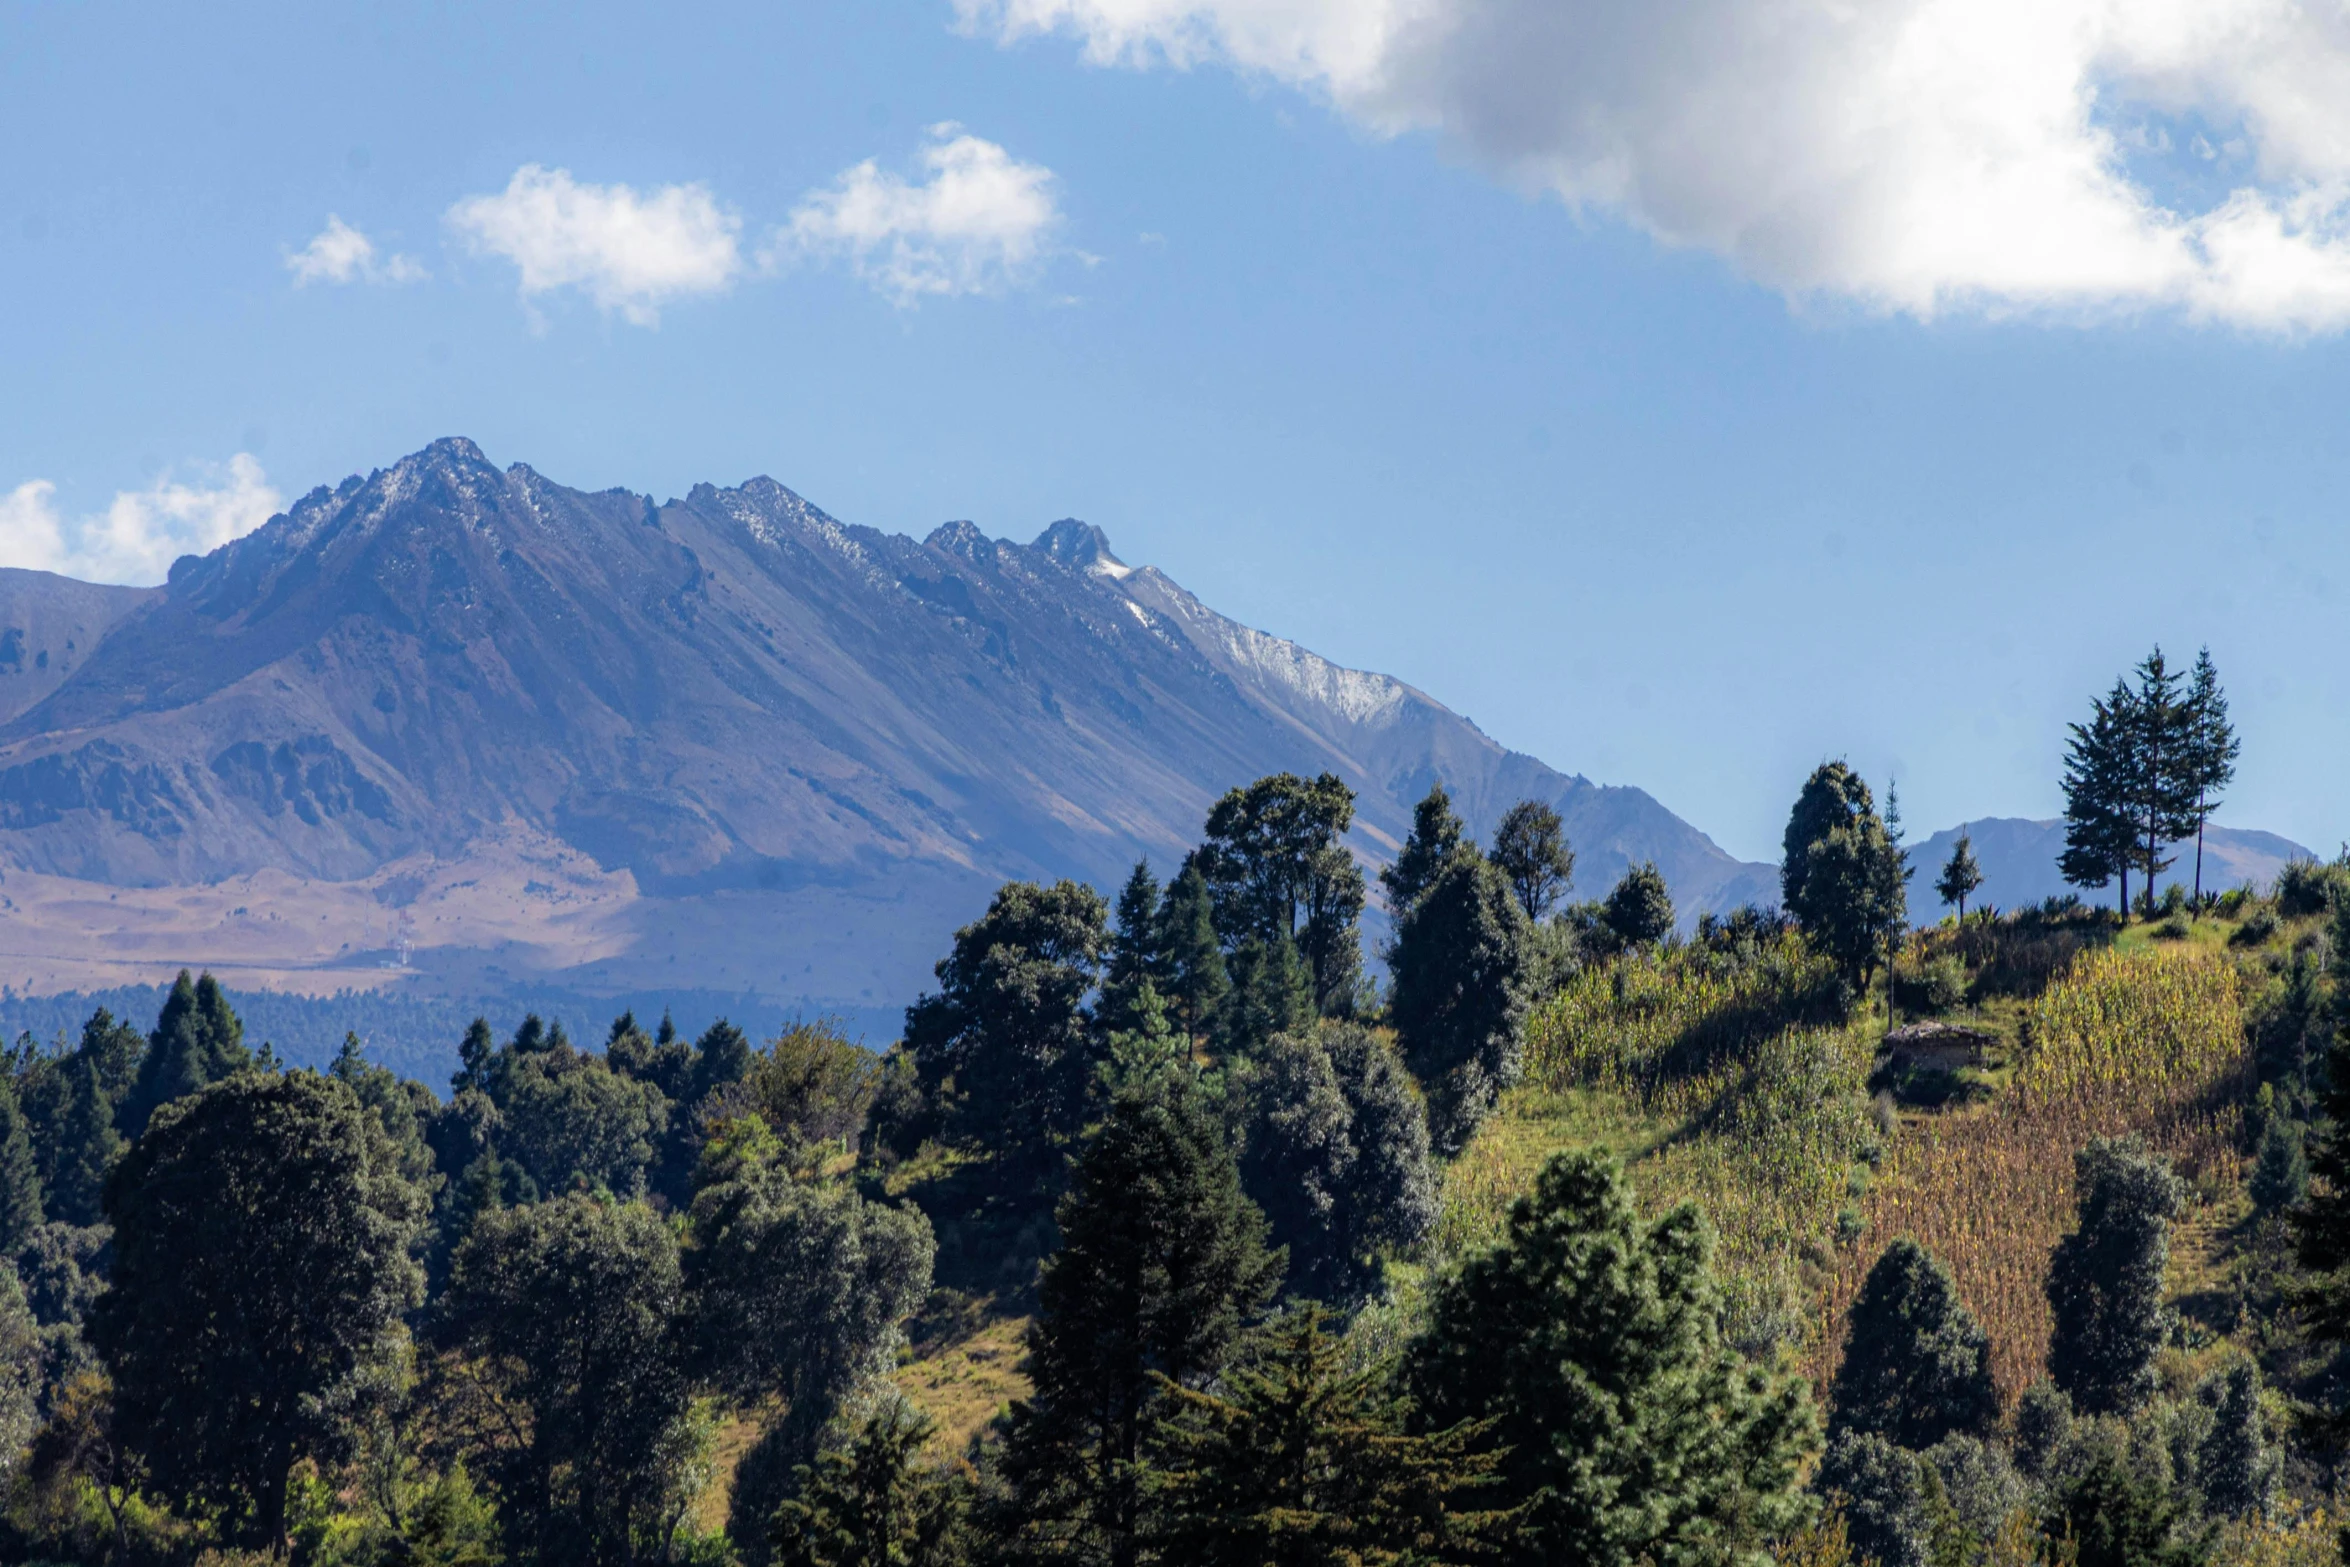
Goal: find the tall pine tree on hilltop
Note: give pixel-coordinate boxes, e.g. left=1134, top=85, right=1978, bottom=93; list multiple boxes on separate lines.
left=122, top=970, right=251, bottom=1140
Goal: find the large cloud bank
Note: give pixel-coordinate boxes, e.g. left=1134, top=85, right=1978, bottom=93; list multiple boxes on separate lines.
left=961, top=0, right=2350, bottom=329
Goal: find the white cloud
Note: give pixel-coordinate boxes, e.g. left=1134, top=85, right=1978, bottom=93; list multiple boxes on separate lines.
left=958, top=0, right=2350, bottom=330
left=777, top=126, right=1062, bottom=304
left=447, top=165, right=742, bottom=325
left=286, top=215, right=426, bottom=286
left=0, top=456, right=282, bottom=586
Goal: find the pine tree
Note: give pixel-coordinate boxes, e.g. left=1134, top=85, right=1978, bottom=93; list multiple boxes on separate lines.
left=2250, top=1112, right=2308, bottom=1214
left=121, top=970, right=251, bottom=1140
left=1830, top=1239, right=1998, bottom=1450
left=1198, top=772, right=1364, bottom=1018
left=769, top=1396, right=964, bottom=1567
left=1156, top=861, right=1231, bottom=1044
left=1099, top=860, right=1168, bottom=1036
left=2043, top=1430, right=2213, bottom=1567
left=2046, top=1136, right=2182, bottom=1416
left=2181, top=648, right=2240, bottom=909
left=2195, top=1360, right=2275, bottom=1520
left=1783, top=761, right=1870, bottom=916
left=1404, top=1150, right=1817, bottom=1567
left=1221, top=935, right=1316, bottom=1058
left=1382, top=783, right=1466, bottom=919
left=1146, top=1306, right=1510, bottom=1566
left=1490, top=799, right=1575, bottom=923
left=45, top=1058, right=123, bottom=1228
left=995, top=1057, right=1280, bottom=1567
left=1935, top=833, right=1984, bottom=925
left=1782, top=764, right=1906, bottom=982
left=2288, top=895, right=2350, bottom=1439
left=1600, top=861, right=1676, bottom=951
left=1815, top=1429, right=1926, bottom=1567
left=2123, top=647, right=2203, bottom=910
left=0, top=1070, right=43, bottom=1255
left=1389, top=849, right=1530, bottom=1153
left=2061, top=679, right=2141, bottom=917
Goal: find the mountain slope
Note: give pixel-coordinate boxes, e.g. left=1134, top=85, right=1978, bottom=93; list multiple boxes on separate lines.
left=0, top=438, right=1770, bottom=1010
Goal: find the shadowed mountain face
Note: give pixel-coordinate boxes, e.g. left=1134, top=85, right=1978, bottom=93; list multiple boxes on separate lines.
left=0, top=438, right=1772, bottom=1005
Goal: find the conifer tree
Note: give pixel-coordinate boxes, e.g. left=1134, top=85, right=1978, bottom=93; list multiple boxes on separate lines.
left=1146, top=1306, right=1510, bottom=1566
left=1157, top=860, right=1231, bottom=1044
left=2123, top=647, right=2203, bottom=910
left=1814, top=1429, right=1925, bottom=1567
left=2181, top=647, right=2240, bottom=908
left=1198, top=772, right=1365, bottom=1017
left=121, top=970, right=251, bottom=1140
left=1783, top=761, right=1869, bottom=915
left=2287, top=895, right=2350, bottom=1439
left=2046, top=1136, right=2182, bottom=1416
left=1491, top=799, right=1575, bottom=923
left=1935, top=833, right=1984, bottom=925
left=0, top=1071, right=42, bottom=1256
left=1381, top=783, right=1466, bottom=919
left=769, top=1396, right=964, bottom=1567
left=1221, top=935, right=1316, bottom=1058
left=1099, top=860, right=1168, bottom=1037
left=1405, top=1150, right=1817, bottom=1567
left=2061, top=679, right=2141, bottom=916
left=996, top=1054, right=1280, bottom=1567
left=45, top=1058, right=123, bottom=1228
left=1389, top=849, right=1530, bottom=1152
left=1830, top=1239, right=1997, bottom=1450
left=2195, top=1360, right=2275, bottom=1520
left=1781, top=767, right=1906, bottom=985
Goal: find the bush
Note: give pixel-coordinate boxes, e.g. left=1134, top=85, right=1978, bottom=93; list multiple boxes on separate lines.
left=2228, top=909, right=2279, bottom=949
left=2151, top=914, right=2191, bottom=942
left=2275, top=856, right=2349, bottom=919
left=1895, top=955, right=1969, bottom=1014
left=2216, top=887, right=2252, bottom=919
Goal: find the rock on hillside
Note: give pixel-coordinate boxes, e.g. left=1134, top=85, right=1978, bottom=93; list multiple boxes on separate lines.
left=0, top=438, right=1772, bottom=1007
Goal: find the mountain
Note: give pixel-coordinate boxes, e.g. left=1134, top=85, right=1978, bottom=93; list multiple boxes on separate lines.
left=0, top=437, right=1773, bottom=1021
left=1907, top=817, right=2317, bottom=916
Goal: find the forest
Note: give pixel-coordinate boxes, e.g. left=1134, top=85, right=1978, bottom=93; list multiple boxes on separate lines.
left=3, top=644, right=2350, bottom=1566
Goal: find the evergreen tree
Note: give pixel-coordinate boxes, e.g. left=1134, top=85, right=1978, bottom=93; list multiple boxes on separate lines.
left=2195, top=1360, right=2275, bottom=1521
left=42, top=1058, right=121, bottom=1229
left=2125, top=647, right=2204, bottom=909
left=1099, top=860, right=1168, bottom=1037
left=2046, top=1136, right=2182, bottom=1416
left=1781, top=767, right=1906, bottom=985
left=2042, top=1431, right=2213, bottom=1567
left=1198, top=772, right=1365, bottom=1018
left=0, top=1260, right=35, bottom=1475
left=996, top=1055, right=1281, bottom=1567
left=1935, top=833, right=1984, bottom=924
left=1600, top=861, right=1677, bottom=951
left=1381, top=782, right=1466, bottom=919
left=2287, top=897, right=2350, bottom=1436
left=0, top=1070, right=43, bottom=1256
left=1404, top=1150, right=1817, bottom=1567
left=1220, top=934, right=1316, bottom=1058
left=1389, top=848, right=1530, bottom=1153
left=121, top=970, right=251, bottom=1140
left=1238, top=1024, right=1436, bottom=1302
left=903, top=879, right=1107, bottom=1185
left=1491, top=799, right=1575, bottom=923
left=685, top=1119, right=936, bottom=1562
left=1146, top=1306, right=1509, bottom=1566
left=442, top=1193, right=696, bottom=1567
left=2250, top=1112, right=2308, bottom=1214
left=2060, top=679, right=2141, bottom=916
left=453, top=1016, right=497, bottom=1096
left=1815, top=1429, right=1925, bottom=1567
left=1156, top=860, right=1231, bottom=1044
left=2181, top=648, right=2240, bottom=908
left=1830, top=1239, right=1998, bottom=1450
left=92, top=1071, right=427, bottom=1552
left=770, top=1395, right=965, bottom=1567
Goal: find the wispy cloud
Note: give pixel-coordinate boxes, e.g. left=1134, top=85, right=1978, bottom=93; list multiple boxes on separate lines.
left=446, top=165, right=743, bottom=326
left=0, top=455, right=282, bottom=586
left=775, top=126, right=1062, bottom=305
left=959, top=0, right=2350, bottom=331
left=286, top=216, right=425, bottom=286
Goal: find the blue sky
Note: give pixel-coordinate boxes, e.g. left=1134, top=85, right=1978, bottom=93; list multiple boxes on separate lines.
left=3, top=0, right=2347, bottom=865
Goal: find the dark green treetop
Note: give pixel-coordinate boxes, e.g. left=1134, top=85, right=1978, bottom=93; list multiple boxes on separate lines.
left=1405, top=1149, right=1818, bottom=1567
left=1389, top=848, right=1530, bottom=1153
left=2046, top=1135, right=2182, bottom=1417
left=1829, top=1238, right=1998, bottom=1450
left=1381, top=782, right=1466, bottom=919
left=92, top=1070, right=427, bottom=1553
left=1198, top=772, right=1366, bottom=1017
left=995, top=1050, right=1281, bottom=1567
left=1156, top=859, right=1231, bottom=1044
left=121, top=970, right=251, bottom=1139
left=1099, top=859, right=1169, bottom=1038
left=1934, top=833, right=1984, bottom=924
left=1600, top=861, right=1676, bottom=951
left=1491, top=798, right=1575, bottom=923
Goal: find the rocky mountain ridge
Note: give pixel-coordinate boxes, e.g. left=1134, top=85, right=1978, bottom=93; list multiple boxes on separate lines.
left=0, top=437, right=1773, bottom=1011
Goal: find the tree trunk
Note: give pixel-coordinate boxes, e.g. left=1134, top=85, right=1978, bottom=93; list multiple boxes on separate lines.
left=2194, top=787, right=2209, bottom=914
left=2118, top=864, right=2130, bottom=921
